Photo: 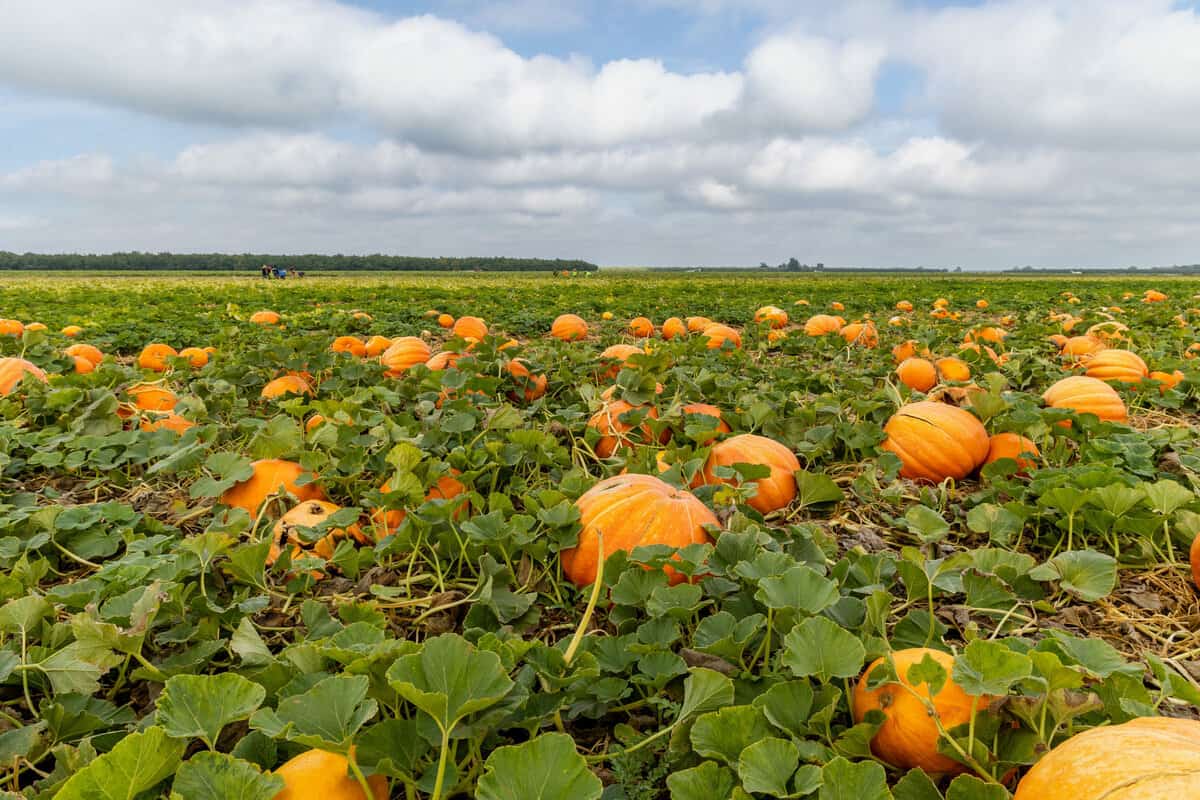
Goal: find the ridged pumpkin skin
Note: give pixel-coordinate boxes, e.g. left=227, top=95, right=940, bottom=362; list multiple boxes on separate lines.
left=1043, top=376, right=1127, bottom=423
left=935, top=356, right=971, bottom=383
left=272, top=749, right=387, bottom=800
left=599, top=344, right=643, bottom=379
left=1060, top=335, right=1106, bottom=364
left=177, top=346, right=209, bottom=368
left=380, top=337, right=432, bottom=377
left=425, top=350, right=462, bottom=371
left=1013, top=717, right=1200, bottom=800
left=249, top=310, right=280, bottom=325
left=262, top=375, right=314, bottom=399
left=804, top=314, right=844, bottom=336
left=363, top=335, right=392, bottom=357
left=754, top=306, right=789, bottom=329
left=881, top=401, right=989, bottom=482
left=330, top=336, right=367, bottom=358
left=1084, top=349, right=1148, bottom=383
left=841, top=321, right=878, bottom=347
left=0, top=357, right=48, bottom=395
left=220, top=459, right=325, bottom=518
left=138, top=343, right=178, bottom=372
left=984, top=433, right=1039, bottom=473
left=700, top=434, right=799, bottom=514
left=852, top=648, right=985, bottom=775
left=65, top=343, right=103, bottom=367
left=702, top=324, right=742, bottom=350
left=126, top=383, right=178, bottom=412
left=897, top=358, right=937, bottom=392
left=551, top=314, right=588, bottom=341
left=452, top=315, right=487, bottom=340
left=686, top=316, right=713, bottom=333
left=588, top=399, right=662, bottom=458
left=661, top=317, right=687, bottom=340
left=629, top=317, right=654, bottom=338
left=561, top=474, right=716, bottom=587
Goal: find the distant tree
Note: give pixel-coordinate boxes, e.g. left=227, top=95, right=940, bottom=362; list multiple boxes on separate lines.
left=786, top=257, right=801, bottom=272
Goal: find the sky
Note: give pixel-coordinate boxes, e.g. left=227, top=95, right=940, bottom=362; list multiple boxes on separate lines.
left=2, top=0, right=1200, bottom=269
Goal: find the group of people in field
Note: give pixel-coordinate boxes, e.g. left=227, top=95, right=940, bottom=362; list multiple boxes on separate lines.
left=260, top=265, right=304, bottom=279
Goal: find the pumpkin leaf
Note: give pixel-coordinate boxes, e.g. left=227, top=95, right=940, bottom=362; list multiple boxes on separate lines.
left=170, top=751, right=284, bottom=800
left=156, top=673, right=266, bottom=748
left=55, top=726, right=185, bottom=800
left=475, top=733, right=601, bottom=800
left=781, top=617, right=866, bottom=683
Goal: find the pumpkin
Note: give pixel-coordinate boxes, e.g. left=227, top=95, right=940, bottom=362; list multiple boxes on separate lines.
left=852, top=648, right=986, bottom=775
left=881, top=401, right=989, bottom=482
left=330, top=336, right=367, bottom=358
left=1043, top=376, right=1127, bottom=423
left=841, top=321, right=878, bottom=347
left=794, top=299, right=809, bottom=306
left=1142, top=289, right=1168, bottom=303
left=374, top=470, right=468, bottom=534
left=984, top=432, right=1039, bottom=473
left=1084, top=349, right=1148, bottom=383
left=138, top=343, right=178, bottom=372
left=551, top=313, right=588, bottom=341
left=437, top=313, right=454, bottom=329
left=364, top=335, right=392, bottom=357
left=65, top=343, right=103, bottom=367
left=975, top=299, right=989, bottom=309
left=380, top=337, right=432, bottom=376
left=892, top=340, right=929, bottom=363
left=261, top=375, right=314, bottom=399
left=768, top=329, right=788, bottom=342
left=220, top=459, right=324, bottom=518
left=754, top=306, right=788, bottom=329
left=896, top=358, right=937, bottom=392
left=0, top=319, right=24, bottom=337
left=1149, top=369, right=1185, bottom=392
left=125, top=383, right=178, bottom=413
left=425, top=350, right=462, bottom=371
left=1060, top=335, right=1106, bottom=364
left=561, top=474, right=716, bottom=586
left=61, top=324, right=83, bottom=337
left=1191, top=532, right=1200, bottom=590
left=933, top=297, right=949, bottom=309
left=629, top=317, right=654, bottom=338
left=661, top=317, right=687, bottom=339
left=0, top=357, right=48, bottom=395
left=25, top=322, right=46, bottom=332
left=453, top=316, right=487, bottom=340
left=702, top=324, right=742, bottom=350
left=804, top=314, right=844, bottom=336
left=268, top=500, right=368, bottom=565
left=70, top=356, right=95, bottom=375
left=588, top=399, right=662, bottom=458
left=680, top=402, right=730, bottom=444
left=177, top=346, right=209, bottom=368
left=599, top=344, right=644, bottom=379
left=506, top=358, right=547, bottom=402
left=422, top=309, right=441, bottom=319
left=351, top=311, right=372, bottom=321
left=686, top=316, right=713, bottom=333
left=1086, top=321, right=1128, bottom=344
left=831, top=301, right=845, bottom=311
left=1047, top=333, right=1068, bottom=348
left=249, top=310, right=280, bottom=325
left=700, top=434, right=799, bottom=514
left=272, top=749, right=388, bottom=800
left=935, top=356, right=971, bottom=383
left=964, top=326, right=1006, bottom=344
left=140, top=412, right=194, bottom=434
left=1013, top=717, right=1200, bottom=800
left=895, top=300, right=914, bottom=312
left=601, top=311, right=614, bottom=320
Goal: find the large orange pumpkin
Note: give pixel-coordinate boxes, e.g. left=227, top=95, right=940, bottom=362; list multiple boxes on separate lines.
left=1060, top=335, right=1106, bottom=365
left=686, top=316, right=713, bottom=333
left=561, top=474, right=716, bottom=587
left=452, top=316, right=487, bottom=340
left=268, top=500, right=368, bottom=566
left=70, top=356, right=95, bottom=375
left=0, top=357, right=48, bottom=396
left=1084, top=349, right=1148, bottom=384
left=984, top=432, right=1039, bottom=473
left=125, top=383, right=178, bottom=413
left=374, top=471, right=467, bottom=535
left=1013, top=717, right=1200, bottom=800
left=1150, top=369, right=1185, bottom=392
left=61, top=324, right=83, bottom=337
left=220, top=459, right=325, bottom=518
left=330, top=336, right=367, bottom=358
left=680, top=402, right=731, bottom=444
left=138, top=343, right=178, bottom=372
left=249, top=310, right=280, bottom=325
left=841, top=321, right=878, bottom=347
left=272, top=749, right=388, bottom=800
left=364, top=335, right=392, bottom=357
left=804, top=314, right=844, bottom=336
left=261, top=375, right=314, bottom=399
left=754, top=306, right=788, bottom=329
left=895, top=300, right=914, bottom=312
left=0, top=319, right=24, bottom=337
left=700, top=434, right=799, bottom=514
left=701, top=324, right=741, bottom=350
left=140, top=412, right=194, bottom=435
left=852, top=648, right=986, bottom=775
left=177, top=346, right=209, bottom=369
left=896, top=358, right=937, bottom=392
left=964, top=326, right=1006, bottom=344
left=881, top=401, right=989, bottom=482
left=1142, top=289, right=1168, bottom=303
left=599, top=344, right=643, bottom=379
left=65, top=343, right=103, bottom=367
left=935, top=356, right=971, bottom=383
left=1043, top=376, right=1127, bottom=423
left=892, top=340, right=929, bottom=363
left=380, top=337, right=432, bottom=376
left=629, top=317, right=654, bottom=338
left=661, top=317, right=687, bottom=340
left=588, top=399, right=662, bottom=458
left=505, top=358, right=547, bottom=402
left=424, top=350, right=462, bottom=371
left=551, top=314, right=588, bottom=341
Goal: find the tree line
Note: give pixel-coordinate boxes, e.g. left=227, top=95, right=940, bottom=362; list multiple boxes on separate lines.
left=0, top=252, right=599, bottom=272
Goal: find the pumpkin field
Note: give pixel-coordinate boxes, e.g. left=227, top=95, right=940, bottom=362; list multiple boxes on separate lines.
left=1, top=270, right=1199, bottom=799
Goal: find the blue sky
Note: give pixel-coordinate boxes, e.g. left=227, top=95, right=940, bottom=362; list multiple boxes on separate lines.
left=2, top=0, right=1200, bottom=268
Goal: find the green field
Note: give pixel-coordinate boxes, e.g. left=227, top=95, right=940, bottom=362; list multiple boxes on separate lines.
left=1, top=271, right=1198, bottom=799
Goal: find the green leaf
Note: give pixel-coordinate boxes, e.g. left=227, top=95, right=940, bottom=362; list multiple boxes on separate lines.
left=55, top=726, right=185, bottom=800
left=905, top=653, right=949, bottom=697
left=819, top=757, right=891, bottom=800
left=355, top=718, right=432, bottom=782
left=0, top=594, right=51, bottom=633
left=248, top=416, right=303, bottom=460
left=945, top=775, right=1009, bottom=800
left=965, top=504, right=1023, bottom=548
left=738, top=737, right=799, bottom=797
left=781, top=617, right=866, bottom=683
left=35, top=640, right=122, bottom=695
left=756, top=680, right=814, bottom=738
left=157, top=673, right=266, bottom=748
left=795, top=470, right=845, bottom=508
left=1143, top=479, right=1193, bottom=515
left=386, top=633, right=514, bottom=733
left=690, top=705, right=771, bottom=766
left=1028, top=550, right=1116, bottom=601
left=250, top=674, right=377, bottom=750
left=171, top=751, right=284, bottom=800
left=667, top=761, right=736, bottom=800
left=893, top=768, right=944, bottom=800
left=230, top=617, right=273, bottom=666
left=675, top=668, right=735, bottom=724
left=755, top=565, right=839, bottom=613
left=475, top=733, right=601, bottom=800
left=952, top=640, right=1032, bottom=696
left=903, top=505, right=950, bottom=544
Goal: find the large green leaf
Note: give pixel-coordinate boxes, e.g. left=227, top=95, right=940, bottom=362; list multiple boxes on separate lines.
left=157, top=673, right=266, bottom=748
left=170, top=751, right=284, bottom=800
left=250, top=674, right=377, bottom=750
left=818, top=757, right=891, bottom=800
left=475, top=733, right=601, bottom=800
left=55, top=726, right=186, bottom=800
left=386, top=633, right=514, bottom=733
left=781, top=617, right=866, bottom=683
left=738, top=737, right=799, bottom=797
left=667, top=761, right=736, bottom=800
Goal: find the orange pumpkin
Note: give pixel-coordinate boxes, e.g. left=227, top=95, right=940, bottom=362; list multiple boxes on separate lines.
left=268, top=500, right=367, bottom=566
left=249, top=310, right=280, bottom=325
left=881, top=401, right=989, bottom=482
left=629, top=317, right=654, bottom=338
left=364, top=335, right=392, bottom=357
left=506, top=358, right=547, bottom=402
left=425, top=350, right=462, bottom=371
left=1149, top=369, right=1185, bottom=392
left=588, top=399, right=662, bottom=458
left=61, top=324, right=83, bottom=337
left=701, top=324, right=742, bottom=350
left=374, top=470, right=467, bottom=534
left=680, top=402, right=730, bottom=444
left=1142, top=289, right=1168, bottom=303
left=895, top=300, right=914, bottom=312
left=1085, top=321, right=1128, bottom=345
left=975, top=299, right=989, bottom=309
left=984, top=433, right=1039, bottom=473
left=380, top=337, right=432, bottom=377
left=24, top=322, right=45, bottom=332
left=0, top=319, right=24, bottom=337
left=599, top=344, right=643, bottom=379
left=219, top=459, right=324, bottom=518
left=1060, top=335, right=1106, bottom=364
left=453, top=316, right=487, bottom=340
left=1013, top=717, right=1200, bottom=800
left=273, top=749, right=388, bottom=800
left=754, top=306, right=788, bottom=329
left=964, top=326, right=1006, bottom=344
left=933, top=298, right=950, bottom=309
left=125, top=383, right=178, bottom=413
left=140, top=412, right=194, bottom=434
left=804, top=314, right=844, bottom=336
left=261, top=375, right=314, bottom=399
left=437, top=313, right=454, bottom=329
left=852, top=648, right=985, bottom=775
left=767, top=329, right=788, bottom=343
left=700, top=434, right=799, bottom=514
left=330, top=336, right=367, bottom=358
left=65, top=343, right=103, bottom=367
left=935, top=356, right=971, bottom=383
left=661, top=317, right=687, bottom=340
left=686, top=316, right=713, bottom=333
left=896, top=358, right=938, bottom=393
left=1047, top=334, right=1069, bottom=349
left=138, top=343, right=178, bottom=372
left=177, top=346, right=209, bottom=369
left=1084, top=349, right=1148, bottom=383
left=1043, top=376, right=1127, bottom=423
left=70, top=356, right=95, bottom=375
left=831, top=301, right=845, bottom=311
left=841, top=321, right=878, bottom=347
left=0, top=357, right=48, bottom=395
left=551, top=314, right=588, bottom=341
left=561, top=474, right=716, bottom=586
left=1191, top=532, right=1200, bottom=590
left=892, top=340, right=929, bottom=363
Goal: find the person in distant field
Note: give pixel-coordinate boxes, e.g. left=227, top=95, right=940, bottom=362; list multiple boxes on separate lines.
left=261, top=265, right=269, bottom=279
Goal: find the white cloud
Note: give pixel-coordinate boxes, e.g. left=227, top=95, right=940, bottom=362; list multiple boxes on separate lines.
left=0, top=154, right=116, bottom=192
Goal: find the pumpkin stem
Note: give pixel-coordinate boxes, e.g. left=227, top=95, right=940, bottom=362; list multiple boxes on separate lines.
left=564, top=531, right=604, bottom=666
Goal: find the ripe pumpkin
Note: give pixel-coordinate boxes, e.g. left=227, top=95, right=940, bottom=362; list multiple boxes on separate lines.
left=380, top=337, right=432, bottom=377
left=425, top=350, right=462, bottom=371
left=984, top=432, right=1039, bottom=473
left=896, top=358, right=937, bottom=393
left=24, top=322, right=45, bottom=332
left=138, top=343, right=178, bottom=372
left=933, top=298, right=949, bottom=309
left=364, top=335, right=392, bottom=357
left=1142, top=289, right=1168, bottom=303
left=841, top=321, right=878, bottom=347
left=1043, top=376, right=1127, bottom=424
left=767, top=329, right=788, bottom=343
left=804, top=314, right=844, bottom=336
left=70, top=356, right=95, bottom=375
left=975, top=299, right=989, bottom=309
left=1086, top=321, right=1128, bottom=344
left=268, top=500, right=367, bottom=565
left=220, top=459, right=324, bottom=518
left=1084, top=349, right=1148, bottom=384
left=881, top=401, right=989, bottom=482
left=831, top=301, right=845, bottom=311
left=599, top=344, right=644, bottom=379
left=852, top=648, right=986, bottom=775
left=374, top=470, right=467, bottom=534
left=1191, top=532, right=1200, bottom=590
left=262, top=375, right=314, bottom=399
left=895, top=300, right=914, bottom=312
left=588, top=399, right=662, bottom=458
left=125, top=383, right=178, bottom=413
left=629, top=317, right=654, bottom=338
left=935, top=356, right=971, bottom=383
left=551, top=314, right=588, bottom=341
left=561, top=474, right=716, bottom=586
left=702, top=324, right=742, bottom=350
left=754, top=306, right=788, bottom=329
left=140, top=412, right=194, bottom=435
left=506, top=358, right=547, bottom=402
left=892, top=340, right=929, bottom=363
left=330, top=336, right=367, bottom=358
left=661, top=317, right=687, bottom=340
left=1060, top=335, right=1106, bottom=364
left=437, top=313, right=454, bottom=329
left=249, top=310, right=280, bottom=325
left=61, top=324, right=83, bottom=337
left=680, top=402, right=730, bottom=444
left=686, top=316, right=713, bottom=333
left=453, top=316, right=487, bottom=340
left=0, top=357, right=48, bottom=396
left=177, top=346, right=209, bottom=369
left=964, top=326, right=1006, bottom=344
left=1150, top=369, right=1185, bottom=392
left=0, top=319, right=24, bottom=337
left=1013, top=717, right=1200, bottom=800
left=272, top=749, right=387, bottom=800
left=65, top=343, right=103, bottom=367
left=700, top=434, right=799, bottom=514
left=1047, top=333, right=1068, bottom=349
left=601, top=311, right=614, bottom=321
